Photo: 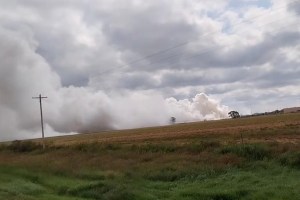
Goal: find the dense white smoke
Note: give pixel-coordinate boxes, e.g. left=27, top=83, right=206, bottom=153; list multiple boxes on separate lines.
left=0, top=26, right=229, bottom=141
left=166, top=93, right=229, bottom=122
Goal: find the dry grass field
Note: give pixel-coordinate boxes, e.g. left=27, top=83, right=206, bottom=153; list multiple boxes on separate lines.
left=0, top=113, right=299, bottom=200
left=42, top=112, right=300, bottom=145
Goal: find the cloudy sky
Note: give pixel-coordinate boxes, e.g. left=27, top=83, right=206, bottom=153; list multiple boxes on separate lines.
left=0, top=0, right=299, bottom=141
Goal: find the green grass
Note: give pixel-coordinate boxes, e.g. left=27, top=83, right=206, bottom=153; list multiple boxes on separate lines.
left=0, top=161, right=299, bottom=200
left=0, top=113, right=299, bottom=199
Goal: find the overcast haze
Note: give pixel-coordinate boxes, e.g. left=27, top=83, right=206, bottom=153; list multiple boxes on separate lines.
left=0, top=0, right=299, bottom=141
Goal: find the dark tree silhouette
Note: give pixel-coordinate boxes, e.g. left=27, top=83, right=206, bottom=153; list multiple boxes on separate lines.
left=170, top=117, right=176, bottom=124
left=228, top=111, right=240, bottom=119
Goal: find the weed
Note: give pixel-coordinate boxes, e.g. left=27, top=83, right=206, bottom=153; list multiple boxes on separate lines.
left=143, top=167, right=224, bottom=182
left=7, top=140, right=43, bottom=153
left=131, top=143, right=176, bottom=153
left=185, top=140, right=221, bottom=153
left=104, top=144, right=121, bottom=151
left=0, top=145, right=6, bottom=152
left=76, top=172, right=106, bottom=181
left=181, top=192, right=239, bottom=200
left=220, top=144, right=270, bottom=160
left=66, top=181, right=134, bottom=200
left=144, top=167, right=186, bottom=182
left=72, top=142, right=121, bottom=153
left=279, top=152, right=300, bottom=168
left=66, top=181, right=107, bottom=198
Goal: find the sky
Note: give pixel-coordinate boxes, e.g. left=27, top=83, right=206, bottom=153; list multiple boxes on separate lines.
left=0, top=0, right=299, bottom=141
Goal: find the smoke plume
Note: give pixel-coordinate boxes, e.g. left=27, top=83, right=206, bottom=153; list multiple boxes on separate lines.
left=0, top=26, right=229, bottom=141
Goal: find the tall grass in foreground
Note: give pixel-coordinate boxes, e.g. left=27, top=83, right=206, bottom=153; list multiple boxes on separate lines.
left=0, top=159, right=299, bottom=200
left=0, top=140, right=299, bottom=200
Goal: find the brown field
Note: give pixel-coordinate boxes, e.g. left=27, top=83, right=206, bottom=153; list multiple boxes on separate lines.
left=1, top=113, right=299, bottom=171
left=41, top=113, right=300, bottom=146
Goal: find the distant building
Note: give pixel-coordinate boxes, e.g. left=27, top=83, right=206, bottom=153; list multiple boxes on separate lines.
left=282, top=107, right=300, bottom=114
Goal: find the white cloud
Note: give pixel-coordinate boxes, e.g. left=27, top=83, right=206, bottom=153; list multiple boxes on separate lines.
left=0, top=0, right=299, bottom=140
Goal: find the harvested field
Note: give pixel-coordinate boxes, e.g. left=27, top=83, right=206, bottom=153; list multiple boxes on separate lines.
left=33, top=113, right=300, bottom=145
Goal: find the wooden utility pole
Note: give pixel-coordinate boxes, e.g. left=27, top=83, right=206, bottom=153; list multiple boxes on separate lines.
left=32, top=94, right=47, bottom=149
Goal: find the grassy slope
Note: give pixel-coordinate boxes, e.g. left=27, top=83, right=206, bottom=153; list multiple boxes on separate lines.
left=0, top=113, right=299, bottom=200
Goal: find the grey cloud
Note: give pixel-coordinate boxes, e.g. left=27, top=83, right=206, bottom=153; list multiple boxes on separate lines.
left=0, top=25, right=229, bottom=141
left=160, top=72, right=206, bottom=88
left=92, top=26, right=300, bottom=98
left=252, top=70, right=300, bottom=89
left=116, top=72, right=159, bottom=90
left=159, top=68, right=253, bottom=88
left=0, top=0, right=300, bottom=140
left=0, top=27, right=60, bottom=140
left=178, top=31, right=300, bottom=70
left=0, top=1, right=119, bottom=87
left=103, top=20, right=196, bottom=57
left=105, top=29, right=300, bottom=78
left=93, top=1, right=203, bottom=70
left=288, top=1, right=300, bottom=15
left=205, top=84, right=235, bottom=95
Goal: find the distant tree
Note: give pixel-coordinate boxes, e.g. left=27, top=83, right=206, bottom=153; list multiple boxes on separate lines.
left=170, top=117, right=176, bottom=124
left=228, top=111, right=240, bottom=119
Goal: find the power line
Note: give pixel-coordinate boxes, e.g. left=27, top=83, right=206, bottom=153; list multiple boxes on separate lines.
left=99, top=15, right=298, bottom=74
left=144, top=18, right=299, bottom=68
left=95, top=0, right=299, bottom=75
